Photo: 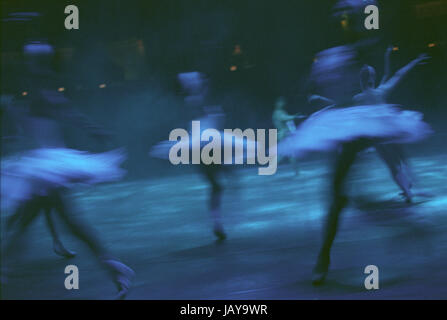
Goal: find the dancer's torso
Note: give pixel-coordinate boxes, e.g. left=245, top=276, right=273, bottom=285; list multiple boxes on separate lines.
left=352, top=88, right=387, bottom=105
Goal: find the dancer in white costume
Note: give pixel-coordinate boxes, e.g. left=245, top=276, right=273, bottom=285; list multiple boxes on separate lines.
left=1, top=41, right=134, bottom=298
left=352, top=47, right=430, bottom=202
left=2, top=93, right=78, bottom=258
left=151, top=72, right=256, bottom=241
left=277, top=53, right=432, bottom=284
left=272, top=97, right=303, bottom=175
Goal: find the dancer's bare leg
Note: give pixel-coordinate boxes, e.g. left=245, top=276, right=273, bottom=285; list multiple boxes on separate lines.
left=3, top=197, right=42, bottom=257
left=47, top=190, right=134, bottom=299
left=375, top=144, right=413, bottom=202
left=44, top=208, right=77, bottom=258
left=2, top=196, right=42, bottom=283
left=290, top=156, right=299, bottom=176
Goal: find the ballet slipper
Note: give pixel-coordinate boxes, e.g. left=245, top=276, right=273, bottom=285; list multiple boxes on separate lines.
left=102, top=259, right=135, bottom=300
left=53, top=241, right=77, bottom=258
left=213, top=223, right=227, bottom=242
left=312, top=253, right=330, bottom=286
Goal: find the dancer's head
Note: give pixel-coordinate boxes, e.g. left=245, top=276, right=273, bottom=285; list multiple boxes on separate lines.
left=23, top=40, right=55, bottom=74
left=275, top=96, right=286, bottom=110
left=360, top=64, right=376, bottom=91
left=178, top=71, right=208, bottom=107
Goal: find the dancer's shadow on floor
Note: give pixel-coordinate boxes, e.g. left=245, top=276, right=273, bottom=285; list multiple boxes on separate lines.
left=351, top=196, right=428, bottom=222
left=350, top=195, right=436, bottom=247
left=155, top=241, right=233, bottom=264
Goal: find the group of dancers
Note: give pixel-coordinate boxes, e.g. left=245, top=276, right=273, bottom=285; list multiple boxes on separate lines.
left=152, top=43, right=432, bottom=286
left=0, top=36, right=433, bottom=298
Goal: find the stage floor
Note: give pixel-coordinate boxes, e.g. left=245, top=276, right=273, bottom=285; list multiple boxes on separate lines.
left=2, top=151, right=447, bottom=299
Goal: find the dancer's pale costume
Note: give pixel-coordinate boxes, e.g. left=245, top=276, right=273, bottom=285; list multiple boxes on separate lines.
left=276, top=103, right=432, bottom=284
left=272, top=100, right=300, bottom=174
left=151, top=71, right=257, bottom=241
left=150, top=111, right=257, bottom=240
left=2, top=148, right=126, bottom=212
left=1, top=42, right=134, bottom=298
left=277, top=104, right=431, bottom=158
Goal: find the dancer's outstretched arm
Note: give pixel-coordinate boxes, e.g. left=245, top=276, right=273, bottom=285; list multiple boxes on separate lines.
left=380, top=54, right=430, bottom=94
left=380, top=46, right=393, bottom=85
left=308, top=94, right=335, bottom=106
left=275, top=110, right=298, bottom=122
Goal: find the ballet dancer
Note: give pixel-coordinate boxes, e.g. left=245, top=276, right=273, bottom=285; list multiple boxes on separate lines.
left=272, top=96, right=303, bottom=175
left=1, top=94, right=76, bottom=259
left=352, top=47, right=431, bottom=202
left=276, top=64, right=432, bottom=285
left=151, top=72, right=254, bottom=241
left=1, top=41, right=134, bottom=299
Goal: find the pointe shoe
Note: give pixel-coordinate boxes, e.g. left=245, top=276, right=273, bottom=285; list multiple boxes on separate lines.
left=53, top=242, right=77, bottom=258
left=398, top=192, right=413, bottom=203
left=213, top=224, right=227, bottom=242
left=312, top=253, right=330, bottom=286
left=103, top=259, right=135, bottom=300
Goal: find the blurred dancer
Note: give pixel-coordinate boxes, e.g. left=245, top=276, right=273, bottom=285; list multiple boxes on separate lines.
left=1, top=94, right=76, bottom=259
left=277, top=49, right=432, bottom=283
left=272, top=97, right=303, bottom=175
left=151, top=72, right=256, bottom=241
left=180, top=72, right=227, bottom=240
left=151, top=72, right=227, bottom=241
left=1, top=41, right=134, bottom=298
left=278, top=103, right=432, bottom=285
left=353, top=48, right=431, bottom=202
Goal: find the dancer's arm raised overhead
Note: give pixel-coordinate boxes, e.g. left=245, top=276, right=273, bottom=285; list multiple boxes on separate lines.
left=379, top=46, right=393, bottom=86
left=379, top=53, right=430, bottom=95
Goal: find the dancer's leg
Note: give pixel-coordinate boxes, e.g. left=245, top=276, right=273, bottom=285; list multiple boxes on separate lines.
left=3, top=197, right=42, bottom=258
left=375, top=144, right=413, bottom=202
left=1, top=197, right=42, bottom=283
left=48, top=190, right=134, bottom=298
left=44, top=208, right=76, bottom=258
left=313, top=140, right=368, bottom=284
left=200, top=164, right=226, bottom=240
left=48, top=191, right=106, bottom=256
left=290, top=156, right=299, bottom=176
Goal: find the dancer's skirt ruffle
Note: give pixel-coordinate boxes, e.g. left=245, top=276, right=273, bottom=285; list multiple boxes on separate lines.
left=1, top=148, right=126, bottom=210
left=150, top=131, right=258, bottom=164
left=277, top=104, right=433, bottom=158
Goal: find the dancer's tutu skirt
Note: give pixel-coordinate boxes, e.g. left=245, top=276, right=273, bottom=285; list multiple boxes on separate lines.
left=1, top=148, right=126, bottom=212
left=277, top=104, right=432, bottom=158
left=150, top=131, right=258, bottom=164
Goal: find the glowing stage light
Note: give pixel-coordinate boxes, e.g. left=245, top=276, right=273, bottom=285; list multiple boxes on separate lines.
left=233, top=45, right=242, bottom=55
left=230, top=65, right=237, bottom=72
left=99, top=83, right=106, bottom=88
left=58, top=87, right=65, bottom=92
left=22, top=91, right=28, bottom=96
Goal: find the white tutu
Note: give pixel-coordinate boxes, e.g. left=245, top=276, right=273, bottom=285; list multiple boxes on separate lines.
left=1, top=148, right=126, bottom=211
left=277, top=104, right=433, bottom=158
left=150, top=131, right=258, bottom=164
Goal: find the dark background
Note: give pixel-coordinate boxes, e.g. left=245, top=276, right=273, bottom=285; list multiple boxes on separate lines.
left=1, top=0, right=446, bottom=178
